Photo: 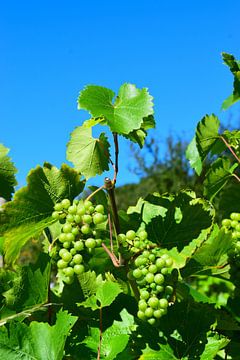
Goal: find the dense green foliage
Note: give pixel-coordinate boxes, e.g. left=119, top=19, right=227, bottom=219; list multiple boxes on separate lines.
left=0, top=52, right=239, bottom=359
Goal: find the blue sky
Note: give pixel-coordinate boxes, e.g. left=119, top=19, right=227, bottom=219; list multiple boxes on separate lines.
left=1, top=0, right=240, bottom=188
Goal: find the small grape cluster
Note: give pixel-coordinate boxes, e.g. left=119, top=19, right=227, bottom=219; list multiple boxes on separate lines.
left=222, top=212, right=240, bottom=286
left=52, top=198, right=107, bottom=284
left=222, top=212, right=240, bottom=240
left=118, top=229, right=174, bottom=324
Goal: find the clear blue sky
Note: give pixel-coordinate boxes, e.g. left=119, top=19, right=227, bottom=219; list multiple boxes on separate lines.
left=1, top=0, right=240, bottom=188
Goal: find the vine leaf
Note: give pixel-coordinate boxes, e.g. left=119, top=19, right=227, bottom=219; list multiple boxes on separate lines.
left=1, top=163, right=84, bottom=264
left=0, top=144, right=17, bottom=201
left=182, top=225, right=233, bottom=278
left=66, top=126, right=110, bottom=180
left=185, top=137, right=203, bottom=175
left=203, top=157, right=238, bottom=200
left=83, top=309, right=134, bottom=360
left=78, top=83, right=154, bottom=135
left=128, top=191, right=214, bottom=268
left=78, top=279, right=122, bottom=310
left=196, top=114, right=220, bottom=160
left=0, top=310, right=77, bottom=360
left=221, top=52, right=240, bottom=110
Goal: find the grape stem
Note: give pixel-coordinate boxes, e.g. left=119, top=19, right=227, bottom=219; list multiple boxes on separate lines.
left=101, top=242, right=121, bottom=267
left=232, top=173, right=240, bottom=183
left=113, top=132, right=119, bottom=184
left=97, top=306, right=103, bottom=360
left=86, top=185, right=106, bottom=201
left=220, top=135, right=240, bottom=164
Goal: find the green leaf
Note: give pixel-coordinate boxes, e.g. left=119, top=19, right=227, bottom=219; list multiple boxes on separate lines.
left=78, top=84, right=154, bottom=135
left=203, top=157, right=238, bottom=200
left=196, top=114, right=220, bottom=161
left=123, top=115, right=156, bottom=148
left=185, top=137, right=202, bottom=175
left=182, top=226, right=233, bottom=277
left=0, top=310, right=77, bottom=360
left=200, top=334, right=230, bottom=360
left=0, top=144, right=17, bottom=201
left=84, top=309, right=134, bottom=360
left=222, top=129, right=240, bottom=157
left=66, top=126, right=110, bottom=180
left=96, top=281, right=122, bottom=308
left=1, top=163, right=84, bottom=264
left=221, top=52, right=240, bottom=110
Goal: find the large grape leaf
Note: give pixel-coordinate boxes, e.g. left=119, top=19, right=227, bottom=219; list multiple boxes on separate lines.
left=0, top=144, right=17, bottom=201
left=221, top=52, right=240, bottom=110
left=139, top=301, right=229, bottom=359
left=83, top=309, right=134, bottom=360
left=1, top=163, right=84, bottom=264
left=196, top=114, right=220, bottom=160
left=128, top=191, right=214, bottom=268
left=0, top=310, right=77, bottom=360
left=203, top=157, right=239, bottom=200
left=66, top=126, right=110, bottom=180
left=78, top=83, right=154, bottom=135
left=182, top=225, right=233, bottom=278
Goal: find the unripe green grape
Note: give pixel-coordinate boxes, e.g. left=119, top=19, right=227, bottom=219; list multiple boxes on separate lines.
left=133, top=268, right=143, bottom=279
left=64, top=276, right=74, bottom=284
left=66, top=214, right=74, bottom=223
left=153, top=309, right=163, bottom=319
left=74, top=240, right=84, bottom=251
left=59, top=233, right=68, bottom=243
left=68, top=205, right=77, bottom=214
left=63, top=241, right=71, bottom=249
left=82, top=214, right=92, bottom=224
left=77, top=206, right=86, bottom=216
left=145, top=273, right=155, bottom=283
left=140, top=289, right=150, bottom=300
left=63, top=223, right=72, bottom=233
left=136, top=277, right=147, bottom=286
left=148, top=318, right=156, bottom=325
left=161, top=267, right=168, bottom=275
left=81, top=224, right=91, bottom=235
left=126, top=230, right=136, bottom=240
left=59, top=249, right=67, bottom=258
left=138, top=300, right=148, bottom=311
left=85, top=238, right=96, bottom=249
left=74, top=214, right=82, bottom=223
left=154, top=273, right=165, bottom=285
left=156, top=285, right=164, bottom=293
left=54, top=203, right=63, bottom=211
left=93, top=213, right=105, bottom=225
left=127, top=270, right=134, bottom=280
left=63, top=267, right=74, bottom=277
left=150, top=282, right=156, bottom=290
left=134, top=240, right=140, bottom=249
left=72, top=227, right=80, bottom=236
left=73, top=254, right=83, bottom=264
left=61, top=251, right=72, bottom=262
left=231, top=220, right=239, bottom=229
left=57, top=259, right=68, bottom=269
left=222, top=219, right=232, bottom=227
left=117, top=233, right=126, bottom=244
left=95, top=239, right=102, bottom=247
left=84, top=200, right=93, bottom=209
left=52, top=211, right=60, bottom=220
left=148, top=264, right=158, bottom=274
left=145, top=307, right=154, bottom=318
left=230, top=212, right=240, bottom=221
left=70, top=248, right=77, bottom=255
left=66, top=233, right=75, bottom=242
left=88, top=205, right=95, bottom=214
left=74, top=264, right=85, bottom=274
left=143, top=250, right=150, bottom=258
left=142, top=268, right=148, bottom=276
left=159, top=298, right=168, bottom=309
left=137, top=310, right=146, bottom=320
left=95, top=204, right=104, bottom=214
left=165, top=285, right=174, bottom=295
left=61, top=199, right=71, bottom=209
left=138, top=230, right=148, bottom=241
left=232, top=232, right=240, bottom=240
left=165, top=258, right=173, bottom=267
left=148, top=296, right=159, bottom=308
left=149, top=254, right=156, bottom=262
left=73, top=199, right=79, bottom=205
left=236, top=224, right=240, bottom=232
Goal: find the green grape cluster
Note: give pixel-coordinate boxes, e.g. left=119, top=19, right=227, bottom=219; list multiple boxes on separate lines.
left=117, top=229, right=155, bottom=257
left=118, top=229, right=174, bottom=325
left=52, top=198, right=107, bottom=284
left=222, top=212, right=240, bottom=286
left=222, top=212, right=240, bottom=240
